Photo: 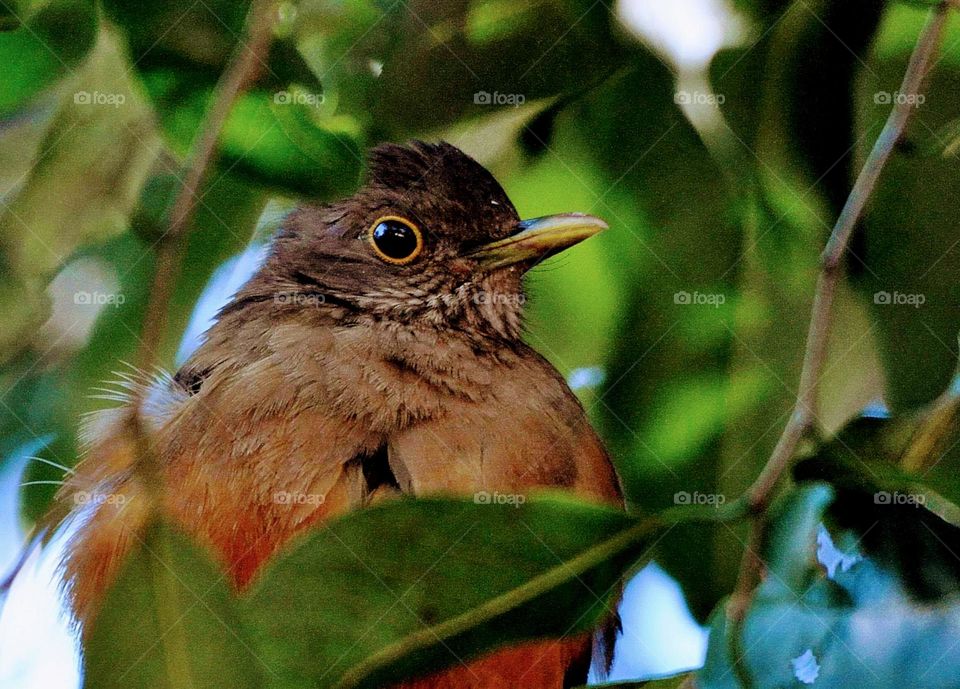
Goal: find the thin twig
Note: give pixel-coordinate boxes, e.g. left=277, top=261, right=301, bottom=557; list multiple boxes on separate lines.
left=134, top=0, right=278, bottom=376
left=726, top=0, right=952, bottom=679
left=128, top=0, right=279, bottom=481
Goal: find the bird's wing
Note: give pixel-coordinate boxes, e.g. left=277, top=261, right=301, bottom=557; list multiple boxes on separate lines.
left=386, top=352, right=621, bottom=506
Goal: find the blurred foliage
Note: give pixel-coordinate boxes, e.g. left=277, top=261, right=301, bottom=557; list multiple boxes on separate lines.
left=701, top=482, right=960, bottom=689
left=2, top=0, right=960, bottom=686
left=856, top=6, right=960, bottom=409
left=0, top=0, right=98, bottom=115
left=794, top=391, right=960, bottom=600
left=85, top=519, right=263, bottom=689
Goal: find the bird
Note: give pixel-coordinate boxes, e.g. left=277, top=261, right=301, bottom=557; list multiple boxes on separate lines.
left=60, top=140, right=624, bottom=688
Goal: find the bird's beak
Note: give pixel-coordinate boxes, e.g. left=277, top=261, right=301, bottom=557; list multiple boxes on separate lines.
left=467, top=213, right=608, bottom=270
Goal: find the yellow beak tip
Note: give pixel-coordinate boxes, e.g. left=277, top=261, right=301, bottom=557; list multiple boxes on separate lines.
left=469, top=213, right=608, bottom=270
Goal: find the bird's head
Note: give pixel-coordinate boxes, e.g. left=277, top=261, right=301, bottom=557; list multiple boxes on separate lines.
left=237, top=141, right=607, bottom=342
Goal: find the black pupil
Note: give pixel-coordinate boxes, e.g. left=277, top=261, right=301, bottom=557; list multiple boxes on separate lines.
left=372, top=221, right=418, bottom=260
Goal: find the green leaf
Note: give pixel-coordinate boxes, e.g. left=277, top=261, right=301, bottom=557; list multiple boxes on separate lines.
left=100, top=0, right=360, bottom=200
left=0, top=31, right=158, bottom=279
left=743, top=0, right=883, bottom=222
left=793, top=394, right=960, bottom=600
left=101, top=0, right=318, bottom=93
left=796, top=434, right=960, bottom=529
left=83, top=519, right=265, bottom=689
left=241, top=496, right=657, bottom=689
left=290, top=0, right=629, bottom=138
left=100, top=0, right=247, bottom=67
left=367, top=0, right=625, bottom=138
left=217, top=93, right=363, bottom=198
left=0, top=0, right=98, bottom=115
left=144, top=75, right=364, bottom=200
left=794, top=393, right=960, bottom=526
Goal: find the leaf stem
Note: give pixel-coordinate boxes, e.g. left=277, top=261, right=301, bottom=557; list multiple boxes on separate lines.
left=727, top=0, right=952, bottom=678
left=334, top=516, right=664, bottom=689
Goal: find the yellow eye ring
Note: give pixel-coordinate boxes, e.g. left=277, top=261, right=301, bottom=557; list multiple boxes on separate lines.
left=367, top=215, right=424, bottom=265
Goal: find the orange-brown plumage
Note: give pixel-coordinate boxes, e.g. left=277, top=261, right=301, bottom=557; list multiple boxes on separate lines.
left=61, top=141, right=623, bottom=687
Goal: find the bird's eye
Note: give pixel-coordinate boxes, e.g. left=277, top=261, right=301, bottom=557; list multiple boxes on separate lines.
left=367, top=216, right=424, bottom=265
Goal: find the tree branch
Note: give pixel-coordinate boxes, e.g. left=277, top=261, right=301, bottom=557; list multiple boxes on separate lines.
left=134, top=0, right=278, bottom=375
left=726, top=0, right=952, bottom=675
left=128, top=0, right=279, bottom=482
